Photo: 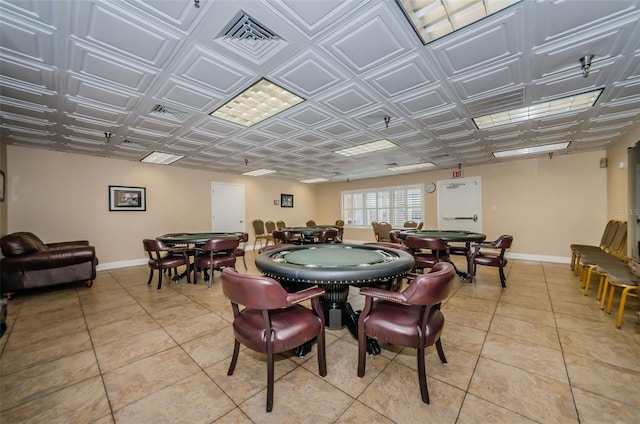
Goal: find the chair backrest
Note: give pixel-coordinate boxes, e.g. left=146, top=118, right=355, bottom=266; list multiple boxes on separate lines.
left=200, top=237, right=240, bottom=252
left=602, top=220, right=621, bottom=249
left=276, top=220, right=286, bottom=229
left=376, top=222, right=393, bottom=242
left=404, top=236, right=448, bottom=251
left=318, top=228, right=338, bottom=243
left=599, top=220, right=616, bottom=248
left=222, top=268, right=291, bottom=310
left=403, top=221, right=418, bottom=228
left=335, top=219, right=344, bottom=226
left=306, top=220, right=317, bottom=226
left=272, top=230, right=295, bottom=244
left=143, top=238, right=169, bottom=253
left=416, top=222, right=424, bottom=230
left=493, top=235, right=513, bottom=250
left=607, top=221, right=627, bottom=256
left=389, top=230, right=402, bottom=243
left=252, top=219, right=265, bottom=236
left=400, top=262, right=456, bottom=306
left=265, top=220, right=276, bottom=233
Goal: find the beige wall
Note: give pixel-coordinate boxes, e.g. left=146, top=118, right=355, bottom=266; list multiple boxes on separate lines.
left=606, top=123, right=640, bottom=258
left=7, top=129, right=637, bottom=266
left=315, top=150, right=608, bottom=259
left=5, top=145, right=318, bottom=266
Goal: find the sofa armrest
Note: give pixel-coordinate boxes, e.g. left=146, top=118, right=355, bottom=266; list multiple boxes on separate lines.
left=47, top=240, right=90, bottom=249
left=1, top=246, right=96, bottom=273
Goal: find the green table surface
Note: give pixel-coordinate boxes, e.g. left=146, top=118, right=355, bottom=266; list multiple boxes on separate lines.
left=283, top=246, right=386, bottom=267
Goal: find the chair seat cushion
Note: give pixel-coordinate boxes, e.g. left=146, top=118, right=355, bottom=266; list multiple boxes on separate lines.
left=473, top=255, right=506, bottom=267
left=233, top=305, right=323, bottom=353
left=149, top=256, right=186, bottom=269
left=363, top=301, right=444, bottom=348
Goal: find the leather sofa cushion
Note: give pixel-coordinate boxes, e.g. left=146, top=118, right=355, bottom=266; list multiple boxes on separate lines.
left=1, top=232, right=47, bottom=256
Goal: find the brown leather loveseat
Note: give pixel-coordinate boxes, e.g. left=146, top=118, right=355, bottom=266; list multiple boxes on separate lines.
left=0, top=232, right=98, bottom=298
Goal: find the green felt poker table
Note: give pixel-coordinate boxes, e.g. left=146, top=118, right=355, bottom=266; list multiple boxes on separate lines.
left=157, top=232, right=245, bottom=246
left=255, top=243, right=414, bottom=331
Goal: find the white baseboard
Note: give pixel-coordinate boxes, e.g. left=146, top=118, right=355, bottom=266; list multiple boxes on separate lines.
left=96, top=258, right=147, bottom=271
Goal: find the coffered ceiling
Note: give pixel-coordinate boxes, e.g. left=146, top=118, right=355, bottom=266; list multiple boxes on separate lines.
left=1, top=0, right=639, bottom=182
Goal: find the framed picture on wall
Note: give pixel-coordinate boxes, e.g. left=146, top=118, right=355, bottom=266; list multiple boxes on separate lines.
left=280, top=193, right=294, bottom=208
left=109, top=185, right=146, bottom=211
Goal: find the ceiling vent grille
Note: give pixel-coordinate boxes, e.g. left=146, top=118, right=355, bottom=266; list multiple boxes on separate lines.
left=225, top=14, right=278, bottom=41
left=150, top=104, right=189, bottom=121
left=464, top=88, right=525, bottom=117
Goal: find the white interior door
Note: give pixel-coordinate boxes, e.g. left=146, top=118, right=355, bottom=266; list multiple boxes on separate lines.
left=211, top=182, right=245, bottom=232
left=437, top=177, right=482, bottom=232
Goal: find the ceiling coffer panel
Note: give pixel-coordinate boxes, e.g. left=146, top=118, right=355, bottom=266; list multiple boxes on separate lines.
left=0, top=0, right=638, bottom=182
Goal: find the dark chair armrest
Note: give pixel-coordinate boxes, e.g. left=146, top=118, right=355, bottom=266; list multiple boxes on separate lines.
left=359, top=286, right=407, bottom=304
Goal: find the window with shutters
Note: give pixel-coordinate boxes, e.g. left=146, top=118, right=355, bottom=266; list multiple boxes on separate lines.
left=341, top=185, right=423, bottom=227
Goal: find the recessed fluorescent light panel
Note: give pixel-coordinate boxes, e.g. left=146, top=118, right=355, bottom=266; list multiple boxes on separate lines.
left=210, top=78, right=304, bottom=127
left=334, top=140, right=398, bottom=157
left=388, top=162, right=436, bottom=172
left=397, top=0, right=521, bottom=45
left=300, top=178, right=329, bottom=183
left=242, top=169, right=276, bottom=176
left=140, top=151, right=184, bottom=165
left=474, top=89, right=603, bottom=129
left=493, top=141, right=570, bottom=158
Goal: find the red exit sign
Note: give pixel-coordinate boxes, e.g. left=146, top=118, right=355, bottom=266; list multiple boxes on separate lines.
left=452, top=170, right=463, bottom=178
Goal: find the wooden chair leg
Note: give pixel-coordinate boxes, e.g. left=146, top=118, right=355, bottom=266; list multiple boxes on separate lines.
left=435, top=338, right=447, bottom=363
left=600, top=278, right=610, bottom=310
left=357, top=329, right=367, bottom=377
left=499, top=267, right=507, bottom=288
left=157, top=268, right=163, bottom=290
left=416, top=346, right=430, bottom=404
left=615, top=287, right=636, bottom=329
left=266, top=350, right=274, bottom=412
left=147, top=269, right=154, bottom=285
left=227, top=340, right=240, bottom=376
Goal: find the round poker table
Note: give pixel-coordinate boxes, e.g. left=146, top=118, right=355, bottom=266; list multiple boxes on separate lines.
left=399, top=229, right=486, bottom=279
left=157, top=232, right=245, bottom=246
left=398, top=229, right=486, bottom=243
left=256, top=243, right=414, bottom=332
left=282, top=226, right=341, bottom=243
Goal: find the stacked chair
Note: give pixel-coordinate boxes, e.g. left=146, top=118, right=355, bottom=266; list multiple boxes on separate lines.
left=569, top=220, right=639, bottom=328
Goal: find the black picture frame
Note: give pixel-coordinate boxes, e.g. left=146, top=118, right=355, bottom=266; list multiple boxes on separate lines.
left=109, top=185, right=146, bottom=211
left=280, top=193, right=294, bottom=208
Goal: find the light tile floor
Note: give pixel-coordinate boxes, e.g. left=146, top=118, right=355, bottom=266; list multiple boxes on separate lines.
left=1, top=252, right=639, bottom=423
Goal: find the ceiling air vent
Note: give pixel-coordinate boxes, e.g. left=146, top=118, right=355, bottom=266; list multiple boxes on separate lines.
left=150, top=104, right=189, bottom=121
left=225, top=13, right=279, bottom=41
left=464, top=88, right=525, bottom=117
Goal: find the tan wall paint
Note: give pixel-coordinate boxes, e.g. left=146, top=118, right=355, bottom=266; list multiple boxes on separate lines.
left=606, top=123, right=640, bottom=257
left=7, top=131, right=634, bottom=265
left=315, top=150, right=608, bottom=259
left=5, top=145, right=318, bottom=265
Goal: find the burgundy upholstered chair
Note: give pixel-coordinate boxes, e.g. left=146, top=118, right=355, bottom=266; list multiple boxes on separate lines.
left=272, top=230, right=302, bottom=245
left=317, top=228, right=339, bottom=243
left=221, top=268, right=327, bottom=412
left=357, top=262, right=456, bottom=404
left=404, top=236, right=450, bottom=272
left=389, top=230, right=402, bottom=243
left=193, top=237, right=239, bottom=288
left=142, top=239, right=191, bottom=289
left=470, top=235, right=513, bottom=288
left=234, top=232, right=249, bottom=270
